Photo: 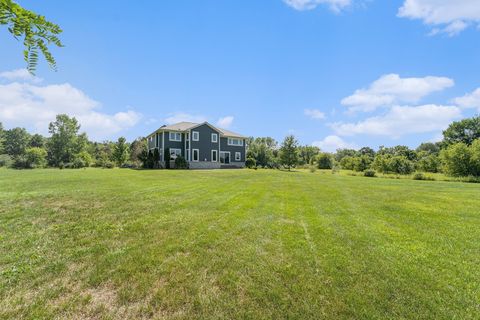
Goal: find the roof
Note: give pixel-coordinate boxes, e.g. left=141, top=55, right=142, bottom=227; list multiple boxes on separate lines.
left=148, top=121, right=247, bottom=138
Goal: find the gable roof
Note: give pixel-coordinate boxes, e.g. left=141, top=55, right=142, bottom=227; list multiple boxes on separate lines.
left=148, top=121, right=246, bottom=138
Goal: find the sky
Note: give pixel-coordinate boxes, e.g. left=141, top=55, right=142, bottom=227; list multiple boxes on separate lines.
left=1, top=0, right=480, bottom=151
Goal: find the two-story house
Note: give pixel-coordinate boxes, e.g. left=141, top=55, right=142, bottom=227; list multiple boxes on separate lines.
left=146, top=121, right=247, bottom=169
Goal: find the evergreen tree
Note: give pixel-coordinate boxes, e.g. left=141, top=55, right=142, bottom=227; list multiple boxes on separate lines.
left=279, top=135, right=299, bottom=170
left=113, top=137, right=129, bottom=166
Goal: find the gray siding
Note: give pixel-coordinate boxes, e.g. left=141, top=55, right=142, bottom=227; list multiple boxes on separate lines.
left=220, top=137, right=246, bottom=162
left=164, top=132, right=185, bottom=157
left=190, top=124, right=220, bottom=162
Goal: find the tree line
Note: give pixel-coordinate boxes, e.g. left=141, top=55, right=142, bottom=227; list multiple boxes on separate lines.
left=1, top=114, right=480, bottom=179
left=246, top=116, right=480, bottom=179
left=0, top=114, right=147, bottom=169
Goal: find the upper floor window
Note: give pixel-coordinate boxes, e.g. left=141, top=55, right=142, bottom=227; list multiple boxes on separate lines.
left=228, top=138, right=243, bottom=146
left=192, top=131, right=199, bottom=141
left=169, top=132, right=182, bottom=142
left=211, top=133, right=218, bottom=143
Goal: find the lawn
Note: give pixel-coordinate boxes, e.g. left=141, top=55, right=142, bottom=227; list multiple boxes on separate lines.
left=0, top=168, right=479, bottom=319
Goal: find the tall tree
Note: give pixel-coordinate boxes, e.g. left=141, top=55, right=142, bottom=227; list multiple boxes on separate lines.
left=0, top=0, right=63, bottom=73
left=47, top=114, right=80, bottom=165
left=113, top=137, right=129, bottom=166
left=246, top=137, right=278, bottom=168
left=130, top=137, right=147, bottom=165
left=298, top=145, right=320, bottom=165
left=29, top=133, right=45, bottom=148
left=279, top=135, right=299, bottom=170
left=442, top=116, right=480, bottom=146
left=0, top=122, right=4, bottom=153
left=4, top=127, right=30, bottom=157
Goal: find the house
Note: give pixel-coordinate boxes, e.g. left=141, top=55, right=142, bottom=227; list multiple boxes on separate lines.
left=146, top=121, right=247, bottom=169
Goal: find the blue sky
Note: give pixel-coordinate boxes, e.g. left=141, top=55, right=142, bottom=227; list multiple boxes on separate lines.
left=1, top=0, right=480, bottom=151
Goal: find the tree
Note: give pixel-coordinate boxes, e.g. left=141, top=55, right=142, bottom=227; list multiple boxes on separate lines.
left=358, top=147, right=376, bottom=158
left=279, top=135, right=298, bottom=170
left=25, top=147, right=47, bottom=168
left=416, top=142, right=440, bottom=155
left=298, top=146, right=320, bottom=165
left=440, top=142, right=472, bottom=177
left=416, top=152, right=441, bottom=173
left=4, top=127, right=30, bottom=157
left=0, top=0, right=63, bottom=73
left=246, top=137, right=278, bottom=168
left=29, top=133, right=45, bottom=148
left=153, top=148, right=160, bottom=169
left=0, top=122, right=4, bottom=153
left=316, top=153, right=333, bottom=169
left=130, top=137, right=147, bottom=166
left=113, top=137, right=129, bottom=166
left=442, top=116, right=480, bottom=146
left=335, top=148, right=357, bottom=162
left=47, top=114, right=81, bottom=166
left=352, top=155, right=373, bottom=172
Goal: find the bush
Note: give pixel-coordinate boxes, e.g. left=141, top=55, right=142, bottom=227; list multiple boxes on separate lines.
left=309, top=165, right=317, bottom=173
left=364, top=169, right=376, bottom=177
left=174, top=155, right=188, bottom=169
left=245, top=157, right=256, bottom=169
left=75, top=151, right=93, bottom=167
left=316, top=153, right=333, bottom=169
left=440, top=142, right=472, bottom=177
left=0, top=154, right=13, bottom=167
left=25, top=147, right=47, bottom=168
left=340, top=156, right=355, bottom=170
left=413, top=172, right=435, bottom=181
left=103, top=161, right=115, bottom=169
left=353, top=155, right=373, bottom=172
left=73, top=158, right=86, bottom=169
left=373, top=154, right=414, bottom=175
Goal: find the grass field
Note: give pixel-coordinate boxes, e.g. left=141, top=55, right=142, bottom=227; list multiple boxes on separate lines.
left=1, top=168, right=479, bottom=319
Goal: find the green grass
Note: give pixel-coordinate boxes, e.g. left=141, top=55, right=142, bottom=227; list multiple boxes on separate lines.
left=1, top=168, right=479, bottom=319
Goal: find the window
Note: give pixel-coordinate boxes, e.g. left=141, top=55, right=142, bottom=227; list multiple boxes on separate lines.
left=211, top=150, right=218, bottom=162
left=186, top=149, right=190, bottom=161
left=186, top=133, right=190, bottom=141
left=220, top=151, right=230, bottom=164
left=169, top=148, right=182, bottom=159
left=227, top=138, right=243, bottom=146
left=192, top=149, right=199, bottom=162
left=235, top=152, right=241, bottom=161
left=169, top=132, right=182, bottom=142
left=192, top=131, right=199, bottom=141
left=211, top=133, right=218, bottom=143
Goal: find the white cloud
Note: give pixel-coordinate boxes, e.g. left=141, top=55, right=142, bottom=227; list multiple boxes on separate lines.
left=0, top=68, right=42, bottom=83
left=304, top=108, right=326, bottom=120
left=312, top=135, right=357, bottom=152
left=0, top=75, right=141, bottom=141
left=398, top=0, right=480, bottom=36
left=164, top=112, right=207, bottom=125
left=341, top=74, right=454, bottom=113
left=331, top=104, right=461, bottom=138
left=452, top=88, right=480, bottom=111
left=217, top=116, right=234, bottom=129
left=284, top=0, right=352, bottom=12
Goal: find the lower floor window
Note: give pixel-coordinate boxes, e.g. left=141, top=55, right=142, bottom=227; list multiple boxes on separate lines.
left=212, top=150, right=218, bottom=162
left=235, top=152, right=241, bottom=161
left=170, top=148, right=182, bottom=159
left=193, top=149, right=199, bottom=162
left=220, top=151, right=230, bottom=164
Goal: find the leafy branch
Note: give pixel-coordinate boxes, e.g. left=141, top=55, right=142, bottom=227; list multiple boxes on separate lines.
left=0, top=0, right=63, bottom=74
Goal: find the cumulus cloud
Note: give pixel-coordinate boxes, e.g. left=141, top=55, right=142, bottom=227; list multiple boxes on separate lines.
left=398, top=0, right=480, bottom=36
left=283, top=0, right=352, bottom=12
left=0, top=73, right=141, bottom=141
left=217, top=116, right=234, bottom=129
left=304, top=109, right=326, bottom=120
left=312, top=135, right=357, bottom=152
left=341, top=74, right=454, bottom=113
left=452, top=88, right=480, bottom=111
left=331, top=104, right=461, bottom=138
left=164, top=112, right=207, bottom=125
left=0, top=68, right=42, bottom=83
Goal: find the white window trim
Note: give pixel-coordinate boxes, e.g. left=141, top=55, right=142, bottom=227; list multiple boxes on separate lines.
left=235, top=152, right=241, bottom=161
left=211, top=133, right=218, bottom=143
left=211, top=150, right=218, bottom=162
left=169, top=148, right=182, bottom=159
left=192, top=149, right=200, bottom=162
left=192, top=131, right=199, bottom=141
left=227, top=138, right=243, bottom=146
left=169, top=132, right=182, bottom=142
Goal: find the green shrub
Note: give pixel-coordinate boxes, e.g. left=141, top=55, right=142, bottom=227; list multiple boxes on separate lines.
left=75, top=151, right=93, bottom=167
left=103, top=161, right=115, bottom=169
left=73, top=158, right=86, bottom=169
left=25, top=147, right=47, bottom=168
left=246, top=157, right=256, bottom=169
left=174, top=155, right=188, bottom=169
left=309, top=165, right=317, bottom=173
left=0, top=154, right=13, bottom=167
left=316, top=153, right=333, bottom=169
left=364, top=169, right=376, bottom=177
left=440, top=142, right=472, bottom=177
left=413, top=172, right=435, bottom=181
